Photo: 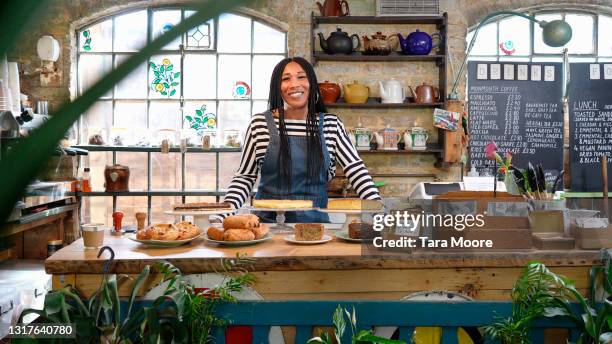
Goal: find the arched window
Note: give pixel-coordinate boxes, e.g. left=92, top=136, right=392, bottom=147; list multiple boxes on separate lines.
left=466, top=9, right=612, bottom=63
left=75, top=8, right=287, bottom=224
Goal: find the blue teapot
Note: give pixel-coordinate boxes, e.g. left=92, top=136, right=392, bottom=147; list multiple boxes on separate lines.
left=397, top=30, right=442, bottom=55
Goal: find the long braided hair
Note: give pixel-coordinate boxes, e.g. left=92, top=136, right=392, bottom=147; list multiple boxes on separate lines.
left=267, top=57, right=327, bottom=195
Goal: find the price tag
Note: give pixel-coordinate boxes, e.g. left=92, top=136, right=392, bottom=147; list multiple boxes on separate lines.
left=477, top=64, right=488, bottom=79
left=517, top=65, right=528, bottom=80
left=531, top=65, right=542, bottom=81
left=590, top=64, right=601, bottom=79
left=503, top=64, right=514, bottom=80
left=544, top=66, right=555, bottom=81
left=604, top=64, right=612, bottom=80
left=490, top=64, right=501, bottom=80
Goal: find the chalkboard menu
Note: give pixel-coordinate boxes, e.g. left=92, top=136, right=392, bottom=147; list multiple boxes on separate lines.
left=569, top=63, right=612, bottom=191
left=468, top=61, right=564, bottom=181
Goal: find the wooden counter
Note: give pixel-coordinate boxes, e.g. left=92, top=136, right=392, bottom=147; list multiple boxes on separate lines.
left=47, top=231, right=602, bottom=301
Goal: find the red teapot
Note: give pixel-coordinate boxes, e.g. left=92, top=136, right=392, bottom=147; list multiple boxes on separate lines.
left=316, top=0, right=349, bottom=16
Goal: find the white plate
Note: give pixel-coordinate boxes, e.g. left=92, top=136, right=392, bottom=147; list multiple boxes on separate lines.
left=203, top=233, right=273, bottom=246
left=335, top=231, right=374, bottom=243
left=165, top=209, right=235, bottom=216
left=315, top=208, right=383, bottom=214
left=244, top=206, right=315, bottom=212
left=127, top=232, right=203, bottom=247
left=283, top=234, right=332, bottom=245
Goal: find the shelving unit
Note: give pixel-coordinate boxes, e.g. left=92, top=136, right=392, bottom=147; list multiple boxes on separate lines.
left=310, top=12, right=449, bottom=166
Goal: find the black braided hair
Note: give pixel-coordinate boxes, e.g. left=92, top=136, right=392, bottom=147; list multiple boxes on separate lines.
left=267, top=57, right=327, bottom=195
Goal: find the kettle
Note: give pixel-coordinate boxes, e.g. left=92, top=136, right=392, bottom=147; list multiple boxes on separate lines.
left=408, top=83, right=439, bottom=104
left=316, top=0, right=349, bottom=16
left=318, top=28, right=360, bottom=55
left=397, top=30, right=442, bottom=55
left=379, top=78, right=404, bottom=104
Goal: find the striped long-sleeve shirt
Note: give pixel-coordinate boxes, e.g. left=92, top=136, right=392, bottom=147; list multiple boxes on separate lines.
left=222, top=112, right=381, bottom=210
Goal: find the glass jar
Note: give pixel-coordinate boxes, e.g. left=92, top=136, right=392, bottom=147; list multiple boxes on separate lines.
left=156, top=129, right=177, bottom=147
left=223, top=129, right=242, bottom=148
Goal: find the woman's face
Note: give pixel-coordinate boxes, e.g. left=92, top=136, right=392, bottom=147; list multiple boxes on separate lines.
left=280, top=61, right=310, bottom=111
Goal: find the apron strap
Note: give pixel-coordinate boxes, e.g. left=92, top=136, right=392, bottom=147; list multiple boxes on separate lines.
left=263, top=110, right=279, bottom=136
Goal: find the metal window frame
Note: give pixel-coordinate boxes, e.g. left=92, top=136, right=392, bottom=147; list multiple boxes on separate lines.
left=75, top=7, right=287, bottom=224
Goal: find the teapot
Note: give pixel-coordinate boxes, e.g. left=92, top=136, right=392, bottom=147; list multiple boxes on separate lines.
left=353, top=123, right=373, bottom=151
left=379, top=125, right=400, bottom=151
left=397, top=30, right=442, bottom=55
left=318, top=81, right=341, bottom=104
left=316, top=0, right=349, bottom=16
left=318, top=28, right=360, bottom=55
left=408, top=83, right=439, bottom=104
left=379, top=78, right=404, bottom=104
left=343, top=80, right=369, bottom=104
left=362, top=32, right=399, bottom=55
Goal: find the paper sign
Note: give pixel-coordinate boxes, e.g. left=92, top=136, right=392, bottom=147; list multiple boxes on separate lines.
left=544, top=66, right=555, bottom=81
left=477, top=64, right=487, bottom=79
left=517, top=65, right=528, bottom=80
left=605, top=64, right=612, bottom=80
left=490, top=64, right=501, bottom=79
left=433, top=108, right=460, bottom=131
left=503, top=64, right=514, bottom=80
left=590, top=64, right=601, bottom=79
left=531, top=65, right=542, bottom=81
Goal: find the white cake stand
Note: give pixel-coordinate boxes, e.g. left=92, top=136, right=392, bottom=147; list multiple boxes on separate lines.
left=316, top=208, right=383, bottom=232
left=244, top=206, right=315, bottom=233
left=164, top=209, right=235, bottom=229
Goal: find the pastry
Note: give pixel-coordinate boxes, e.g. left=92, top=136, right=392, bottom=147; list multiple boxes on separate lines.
left=223, top=214, right=260, bottom=230
left=136, top=227, right=153, bottom=240
left=173, top=202, right=233, bottom=211
left=294, top=223, right=324, bottom=241
left=149, top=223, right=179, bottom=241
left=224, top=228, right=255, bottom=241
left=252, top=199, right=313, bottom=209
left=327, top=199, right=383, bottom=210
left=175, top=221, right=200, bottom=239
left=207, top=226, right=225, bottom=241
left=348, top=221, right=377, bottom=239
left=251, top=224, right=269, bottom=239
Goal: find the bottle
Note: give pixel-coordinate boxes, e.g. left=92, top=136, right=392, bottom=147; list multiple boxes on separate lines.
left=82, top=167, right=92, bottom=192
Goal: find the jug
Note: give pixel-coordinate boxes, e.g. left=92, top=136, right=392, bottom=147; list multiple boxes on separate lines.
left=397, top=30, right=442, bottom=55
left=379, top=125, right=400, bottom=151
left=353, top=124, right=373, bottom=150
left=411, top=127, right=429, bottom=150
left=408, top=83, right=439, bottom=104
left=379, top=78, right=404, bottom=104
left=318, top=28, right=360, bottom=55
left=316, top=0, right=349, bottom=16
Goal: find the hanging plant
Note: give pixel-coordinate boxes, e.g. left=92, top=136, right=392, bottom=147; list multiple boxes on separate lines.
left=150, top=58, right=180, bottom=97
left=82, top=29, right=92, bottom=51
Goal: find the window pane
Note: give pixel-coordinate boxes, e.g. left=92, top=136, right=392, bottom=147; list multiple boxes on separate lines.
left=152, top=10, right=182, bottom=50
left=183, top=54, right=216, bottom=99
left=252, top=55, right=284, bottom=100
left=149, top=101, right=181, bottom=132
left=115, top=54, right=147, bottom=98
left=116, top=196, right=148, bottom=227
left=219, top=153, right=242, bottom=191
left=114, top=101, right=147, bottom=132
left=114, top=10, right=147, bottom=51
left=185, top=11, right=215, bottom=49
left=149, top=55, right=181, bottom=99
left=81, top=101, right=112, bottom=144
left=82, top=197, right=112, bottom=225
left=185, top=154, right=216, bottom=190
left=183, top=101, right=217, bottom=131
left=78, top=55, right=112, bottom=98
left=252, top=100, right=268, bottom=115
left=253, top=21, right=285, bottom=53
left=80, top=19, right=112, bottom=52
left=534, top=14, right=563, bottom=54
left=151, top=196, right=182, bottom=223
left=599, top=15, right=612, bottom=56
left=116, top=153, right=147, bottom=190
left=85, top=152, right=113, bottom=191
left=499, top=16, right=530, bottom=56
left=467, top=22, right=497, bottom=55
left=565, top=14, right=594, bottom=54
left=218, top=55, right=251, bottom=99
left=151, top=154, right=181, bottom=189
left=218, top=101, right=250, bottom=146
left=217, top=13, right=252, bottom=53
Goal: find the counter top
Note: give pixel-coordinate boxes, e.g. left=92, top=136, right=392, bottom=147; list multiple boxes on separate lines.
left=45, top=232, right=603, bottom=274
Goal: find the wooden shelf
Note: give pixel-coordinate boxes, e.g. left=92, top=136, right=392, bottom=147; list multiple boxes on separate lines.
left=70, top=190, right=229, bottom=197
left=314, top=15, right=445, bottom=25
left=73, top=145, right=241, bottom=153
left=313, top=52, right=444, bottom=62
left=359, top=145, right=443, bottom=154
left=326, top=98, right=444, bottom=109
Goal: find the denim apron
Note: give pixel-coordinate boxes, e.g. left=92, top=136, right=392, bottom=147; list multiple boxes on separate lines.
left=254, top=111, right=330, bottom=223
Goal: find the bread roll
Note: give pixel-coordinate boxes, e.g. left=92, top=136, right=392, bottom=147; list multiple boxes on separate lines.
left=136, top=228, right=153, bottom=240
left=251, top=224, right=269, bottom=239
left=223, top=228, right=255, bottom=241
left=207, top=226, right=225, bottom=241
left=175, top=221, right=200, bottom=239
left=223, top=215, right=260, bottom=230
left=150, top=223, right=179, bottom=240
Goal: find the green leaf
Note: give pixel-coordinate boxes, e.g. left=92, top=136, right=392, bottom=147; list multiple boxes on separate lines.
left=358, top=334, right=406, bottom=344
left=172, top=82, right=178, bottom=86
left=185, top=115, right=194, bottom=122
left=44, top=291, right=65, bottom=314
left=196, top=109, right=203, bottom=116
left=83, top=31, right=89, bottom=37
left=195, top=117, right=201, bottom=123
left=167, top=65, right=173, bottom=71
left=153, top=78, right=161, bottom=84
left=169, top=89, right=176, bottom=96
left=84, top=46, right=91, bottom=51
left=125, top=265, right=150, bottom=322
left=149, top=62, right=156, bottom=69
left=160, top=65, right=165, bottom=73
left=174, top=72, right=181, bottom=78
left=154, top=71, right=160, bottom=77
left=161, top=91, right=167, bottom=95
left=163, top=82, right=170, bottom=88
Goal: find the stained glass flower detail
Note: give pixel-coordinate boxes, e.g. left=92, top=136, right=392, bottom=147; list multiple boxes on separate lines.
left=185, top=105, right=216, bottom=133
left=499, top=40, right=516, bottom=55
left=150, top=59, right=180, bottom=97
left=82, top=30, right=92, bottom=51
